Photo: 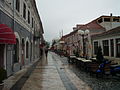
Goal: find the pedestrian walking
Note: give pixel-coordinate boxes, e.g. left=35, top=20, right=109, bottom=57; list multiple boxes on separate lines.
left=45, top=48, right=48, bottom=57
left=40, top=48, right=43, bottom=56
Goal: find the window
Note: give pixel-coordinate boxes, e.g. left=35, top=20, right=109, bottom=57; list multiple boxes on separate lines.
left=14, top=39, right=19, bottom=63
left=34, top=21, right=35, bottom=30
left=94, top=41, right=98, bottom=54
left=110, top=39, right=114, bottom=57
left=113, top=18, right=119, bottom=22
left=98, top=18, right=103, bottom=23
left=28, top=10, right=30, bottom=24
left=103, top=40, right=109, bottom=56
left=16, top=0, right=20, bottom=12
left=116, top=38, right=120, bottom=57
left=32, top=17, right=34, bottom=28
left=26, top=41, right=29, bottom=58
left=23, top=3, right=26, bottom=19
left=104, top=18, right=110, bottom=22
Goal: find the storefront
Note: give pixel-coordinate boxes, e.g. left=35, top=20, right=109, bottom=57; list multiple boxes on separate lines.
left=0, top=24, right=16, bottom=76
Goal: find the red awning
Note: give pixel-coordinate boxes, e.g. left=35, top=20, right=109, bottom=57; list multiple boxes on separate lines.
left=0, top=24, right=16, bottom=44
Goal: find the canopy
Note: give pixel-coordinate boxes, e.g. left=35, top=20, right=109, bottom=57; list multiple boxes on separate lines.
left=0, top=24, right=16, bottom=44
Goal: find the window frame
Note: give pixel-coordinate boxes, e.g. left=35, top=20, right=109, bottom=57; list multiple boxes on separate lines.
left=93, top=41, right=99, bottom=55
left=16, top=0, right=20, bottom=12
left=102, top=40, right=109, bottom=56
left=28, top=10, right=30, bottom=24
left=26, top=41, right=29, bottom=59
left=23, top=3, right=26, bottom=19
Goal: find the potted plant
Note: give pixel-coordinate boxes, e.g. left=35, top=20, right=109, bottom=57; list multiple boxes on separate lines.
left=0, top=67, right=7, bottom=90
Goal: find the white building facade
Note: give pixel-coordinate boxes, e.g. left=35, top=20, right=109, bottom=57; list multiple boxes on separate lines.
left=0, top=0, right=44, bottom=76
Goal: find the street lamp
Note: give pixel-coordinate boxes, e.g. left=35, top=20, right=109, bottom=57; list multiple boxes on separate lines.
left=78, top=29, right=90, bottom=58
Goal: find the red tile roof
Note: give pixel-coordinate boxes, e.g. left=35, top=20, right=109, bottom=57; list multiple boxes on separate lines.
left=62, top=15, right=120, bottom=40
left=78, top=19, right=105, bottom=30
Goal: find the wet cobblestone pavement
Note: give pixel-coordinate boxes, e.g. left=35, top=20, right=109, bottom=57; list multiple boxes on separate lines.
left=21, top=52, right=66, bottom=90
left=3, top=52, right=120, bottom=90
left=58, top=54, right=120, bottom=90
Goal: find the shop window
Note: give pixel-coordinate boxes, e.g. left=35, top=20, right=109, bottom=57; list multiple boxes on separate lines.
left=103, top=40, right=109, bottom=56
left=94, top=41, right=98, bottom=54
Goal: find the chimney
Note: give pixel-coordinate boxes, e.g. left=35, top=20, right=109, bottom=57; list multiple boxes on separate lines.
left=110, top=13, right=112, bottom=28
left=110, top=13, right=112, bottom=17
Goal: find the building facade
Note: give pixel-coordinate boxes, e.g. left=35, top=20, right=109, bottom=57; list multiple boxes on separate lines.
left=92, top=26, right=120, bottom=64
left=0, top=0, right=44, bottom=76
left=59, top=14, right=120, bottom=61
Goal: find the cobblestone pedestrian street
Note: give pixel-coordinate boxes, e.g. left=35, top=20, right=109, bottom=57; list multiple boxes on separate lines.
left=3, top=52, right=92, bottom=90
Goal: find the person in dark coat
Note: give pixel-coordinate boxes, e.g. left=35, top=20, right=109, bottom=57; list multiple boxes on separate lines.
left=45, top=48, right=48, bottom=57
left=40, top=48, right=43, bottom=56
left=96, top=46, right=104, bottom=63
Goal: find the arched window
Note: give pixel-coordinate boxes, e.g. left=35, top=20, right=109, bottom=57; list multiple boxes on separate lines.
left=14, top=39, right=19, bottom=63
left=26, top=41, right=29, bottom=58
left=16, top=0, right=20, bottom=12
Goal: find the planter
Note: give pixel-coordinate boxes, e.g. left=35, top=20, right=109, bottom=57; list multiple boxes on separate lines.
left=0, top=82, right=4, bottom=90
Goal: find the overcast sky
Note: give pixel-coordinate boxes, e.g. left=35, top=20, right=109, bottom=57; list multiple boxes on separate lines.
left=36, top=0, right=120, bottom=42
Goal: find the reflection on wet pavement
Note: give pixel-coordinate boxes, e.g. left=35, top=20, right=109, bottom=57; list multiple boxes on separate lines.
left=5, top=52, right=120, bottom=90
left=59, top=53, right=120, bottom=90
left=21, top=52, right=66, bottom=90
left=52, top=53, right=92, bottom=90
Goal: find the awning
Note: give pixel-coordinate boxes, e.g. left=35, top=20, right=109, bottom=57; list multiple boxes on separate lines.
left=0, top=24, right=16, bottom=44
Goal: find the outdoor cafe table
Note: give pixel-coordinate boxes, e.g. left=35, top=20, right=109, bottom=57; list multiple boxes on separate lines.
left=90, top=58, right=97, bottom=61
left=75, top=57, right=92, bottom=70
left=68, top=55, right=76, bottom=63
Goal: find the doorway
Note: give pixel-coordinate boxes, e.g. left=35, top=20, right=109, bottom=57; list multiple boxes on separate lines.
left=0, top=44, right=5, bottom=68
left=22, top=39, right=25, bottom=66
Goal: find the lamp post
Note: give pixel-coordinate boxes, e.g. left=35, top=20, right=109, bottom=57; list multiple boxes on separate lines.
left=78, top=29, right=90, bottom=58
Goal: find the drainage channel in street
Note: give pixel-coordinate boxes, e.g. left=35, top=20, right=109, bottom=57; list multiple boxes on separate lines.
left=10, top=60, right=39, bottom=90
left=52, top=55, right=77, bottom=90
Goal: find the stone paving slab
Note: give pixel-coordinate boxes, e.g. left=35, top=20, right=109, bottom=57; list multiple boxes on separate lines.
left=52, top=52, right=92, bottom=90
left=21, top=53, right=66, bottom=90
left=2, top=59, right=39, bottom=90
left=3, top=52, right=93, bottom=90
